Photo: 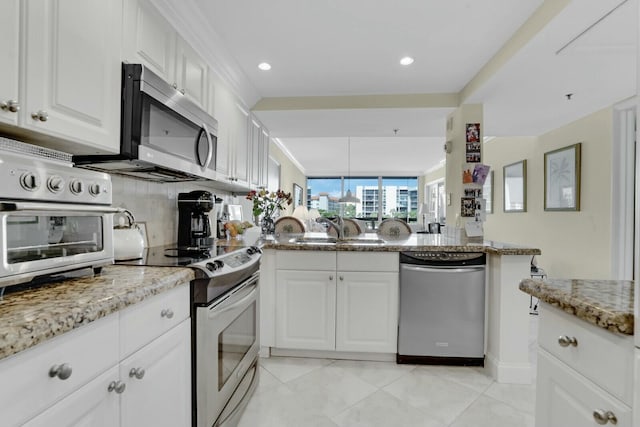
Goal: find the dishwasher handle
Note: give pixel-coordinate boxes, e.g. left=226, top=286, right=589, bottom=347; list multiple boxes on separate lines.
left=400, top=264, right=485, bottom=274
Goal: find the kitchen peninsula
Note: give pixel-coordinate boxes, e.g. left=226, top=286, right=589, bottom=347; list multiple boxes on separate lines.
left=260, top=232, right=541, bottom=385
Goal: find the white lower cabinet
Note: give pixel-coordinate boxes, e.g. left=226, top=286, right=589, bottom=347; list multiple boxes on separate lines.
left=0, top=285, right=191, bottom=427
left=276, top=270, right=336, bottom=350
left=120, top=320, right=191, bottom=427
left=274, top=250, right=399, bottom=354
left=336, top=271, right=398, bottom=353
left=535, top=303, right=633, bottom=427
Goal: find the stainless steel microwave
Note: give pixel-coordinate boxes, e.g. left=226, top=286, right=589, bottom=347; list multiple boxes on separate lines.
left=74, top=63, right=218, bottom=182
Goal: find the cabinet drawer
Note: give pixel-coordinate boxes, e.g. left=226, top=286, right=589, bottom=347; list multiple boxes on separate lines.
left=536, top=349, right=632, bottom=427
left=276, top=250, right=336, bottom=270
left=0, top=314, right=119, bottom=427
left=538, top=304, right=634, bottom=405
left=119, top=285, right=190, bottom=358
left=337, top=252, right=399, bottom=272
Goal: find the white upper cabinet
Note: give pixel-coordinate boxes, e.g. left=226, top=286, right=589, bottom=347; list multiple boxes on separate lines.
left=250, top=118, right=261, bottom=187
left=122, top=0, right=176, bottom=85
left=233, top=103, right=251, bottom=184
left=21, top=0, right=122, bottom=154
left=0, top=0, right=20, bottom=126
left=175, top=37, right=208, bottom=111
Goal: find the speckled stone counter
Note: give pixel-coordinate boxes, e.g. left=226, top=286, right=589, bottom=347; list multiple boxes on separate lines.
left=519, top=278, right=634, bottom=335
left=261, top=232, right=541, bottom=256
left=0, top=265, right=194, bottom=360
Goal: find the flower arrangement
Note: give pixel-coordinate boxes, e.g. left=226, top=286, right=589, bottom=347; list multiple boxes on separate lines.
left=246, top=189, right=293, bottom=220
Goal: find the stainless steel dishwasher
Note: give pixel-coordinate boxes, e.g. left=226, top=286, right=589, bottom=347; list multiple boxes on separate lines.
left=397, top=252, right=486, bottom=366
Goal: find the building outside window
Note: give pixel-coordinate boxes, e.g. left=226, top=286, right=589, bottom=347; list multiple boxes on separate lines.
left=426, top=179, right=446, bottom=224
left=307, top=176, right=418, bottom=225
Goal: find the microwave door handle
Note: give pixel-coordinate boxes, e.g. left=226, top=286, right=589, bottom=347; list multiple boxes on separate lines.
left=200, top=123, right=213, bottom=170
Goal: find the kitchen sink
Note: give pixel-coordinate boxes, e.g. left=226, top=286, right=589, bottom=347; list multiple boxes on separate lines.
left=292, top=236, right=338, bottom=245
left=337, top=238, right=387, bottom=246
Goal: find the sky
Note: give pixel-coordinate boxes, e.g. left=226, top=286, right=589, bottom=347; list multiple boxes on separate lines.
left=307, top=177, right=417, bottom=197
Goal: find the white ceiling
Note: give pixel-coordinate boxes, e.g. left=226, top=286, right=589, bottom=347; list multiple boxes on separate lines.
left=167, top=0, right=637, bottom=176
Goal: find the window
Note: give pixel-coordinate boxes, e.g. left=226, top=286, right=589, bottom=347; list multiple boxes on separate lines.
left=307, top=176, right=418, bottom=223
left=426, top=179, right=446, bottom=224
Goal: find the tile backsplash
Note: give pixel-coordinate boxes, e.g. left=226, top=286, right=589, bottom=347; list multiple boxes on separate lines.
left=110, top=175, right=253, bottom=246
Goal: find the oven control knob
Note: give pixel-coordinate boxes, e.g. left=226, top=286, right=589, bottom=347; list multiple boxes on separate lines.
left=20, top=172, right=40, bottom=191
left=205, top=260, right=224, bottom=272
left=69, top=179, right=83, bottom=195
left=246, top=246, right=261, bottom=255
left=47, top=175, right=64, bottom=193
left=88, top=183, right=101, bottom=197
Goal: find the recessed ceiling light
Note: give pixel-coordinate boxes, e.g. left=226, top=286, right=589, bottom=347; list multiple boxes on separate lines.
left=400, top=56, right=414, bottom=66
left=258, top=62, right=272, bottom=71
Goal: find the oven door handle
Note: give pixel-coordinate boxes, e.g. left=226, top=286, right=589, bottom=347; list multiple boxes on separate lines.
left=208, top=280, right=258, bottom=318
left=0, top=202, right=121, bottom=213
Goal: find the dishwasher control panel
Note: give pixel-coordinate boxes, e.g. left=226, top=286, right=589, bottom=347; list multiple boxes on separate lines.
left=400, top=251, right=486, bottom=266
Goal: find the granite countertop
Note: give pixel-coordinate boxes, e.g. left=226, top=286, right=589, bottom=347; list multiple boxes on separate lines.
left=519, top=278, right=634, bottom=335
left=261, top=232, right=541, bottom=256
left=0, top=265, right=194, bottom=360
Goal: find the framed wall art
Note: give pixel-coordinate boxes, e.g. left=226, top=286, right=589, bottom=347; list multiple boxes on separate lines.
left=544, top=143, right=581, bottom=211
left=293, top=183, right=303, bottom=207
left=503, top=160, right=527, bottom=213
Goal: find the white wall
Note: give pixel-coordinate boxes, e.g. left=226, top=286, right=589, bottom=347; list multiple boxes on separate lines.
left=483, top=107, right=613, bottom=279
left=268, top=140, right=306, bottom=216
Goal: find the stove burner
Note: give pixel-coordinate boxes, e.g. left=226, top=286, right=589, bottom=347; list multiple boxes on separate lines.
left=164, top=247, right=211, bottom=259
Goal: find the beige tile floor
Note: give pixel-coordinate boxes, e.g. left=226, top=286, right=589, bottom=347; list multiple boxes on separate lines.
left=238, top=316, right=538, bottom=427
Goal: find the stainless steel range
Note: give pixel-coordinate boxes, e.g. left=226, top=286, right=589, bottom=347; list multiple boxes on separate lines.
left=120, top=243, right=261, bottom=427
left=0, top=138, right=116, bottom=288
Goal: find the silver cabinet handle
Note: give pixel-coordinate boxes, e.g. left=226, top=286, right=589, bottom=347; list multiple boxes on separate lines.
left=172, top=83, right=178, bottom=89
left=161, top=308, right=174, bottom=319
left=107, top=380, right=126, bottom=394
left=49, top=363, right=72, bottom=380
left=180, top=88, right=185, bottom=95
left=558, top=335, right=578, bottom=347
left=329, top=275, right=333, bottom=281
left=339, top=276, right=344, bottom=281
left=0, top=99, right=20, bottom=112
left=129, top=367, right=145, bottom=380
left=593, top=409, right=617, bottom=425
left=31, top=110, right=48, bottom=122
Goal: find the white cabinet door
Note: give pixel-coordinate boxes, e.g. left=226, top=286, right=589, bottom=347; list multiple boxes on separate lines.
left=249, top=117, right=261, bottom=187
left=23, top=0, right=122, bottom=154
left=120, top=320, right=191, bottom=427
left=260, top=129, right=270, bottom=187
left=536, top=350, right=632, bottom=427
left=175, top=36, right=208, bottom=111
left=122, top=0, right=176, bottom=85
left=275, top=270, right=336, bottom=350
left=336, top=271, right=398, bottom=353
left=22, top=366, right=120, bottom=427
left=212, top=79, right=233, bottom=178
left=233, top=103, right=250, bottom=184
left=0, top=0, right=20, bottom=126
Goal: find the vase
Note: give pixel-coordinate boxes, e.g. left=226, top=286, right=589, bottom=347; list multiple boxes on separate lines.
left=260, top=216, right=275, bottom=237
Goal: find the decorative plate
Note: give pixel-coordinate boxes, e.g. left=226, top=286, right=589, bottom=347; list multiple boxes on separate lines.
left=342, top=218, right=362, bottom=237
left=376, top=218, right=412, bottom=237
left=274, top=216, right=305, bottom=234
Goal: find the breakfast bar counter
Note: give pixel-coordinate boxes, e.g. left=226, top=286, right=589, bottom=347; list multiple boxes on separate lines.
left=519, top=278, right=634, bottom=335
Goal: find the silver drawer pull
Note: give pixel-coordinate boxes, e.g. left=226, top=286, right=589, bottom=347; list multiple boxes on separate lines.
left=557, top=335, right=578, bottom=347
left=593, top=409, right=617, bottom=425
left=49, top=363, right=72, bottom=380
left=129, top=367, right=146, bottom=380
left=160, top=308, right=174, bottom=319
left=31, top=110, right=48, bottom=122
left=108, top=380, right=126, bottom=394
left=0, top=99, right=20, bottom=112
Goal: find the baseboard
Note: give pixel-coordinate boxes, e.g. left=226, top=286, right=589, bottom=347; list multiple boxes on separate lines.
left=268, top=347, right=396, bottom=362
left=486, top=352, right=533, bottom=384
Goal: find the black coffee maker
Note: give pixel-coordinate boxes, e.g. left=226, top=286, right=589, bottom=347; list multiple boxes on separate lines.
left=177, top=191, right=214, bottom=249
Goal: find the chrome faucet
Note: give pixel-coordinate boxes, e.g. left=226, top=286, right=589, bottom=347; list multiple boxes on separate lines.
left=316, top=216, right=344, bottom=239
